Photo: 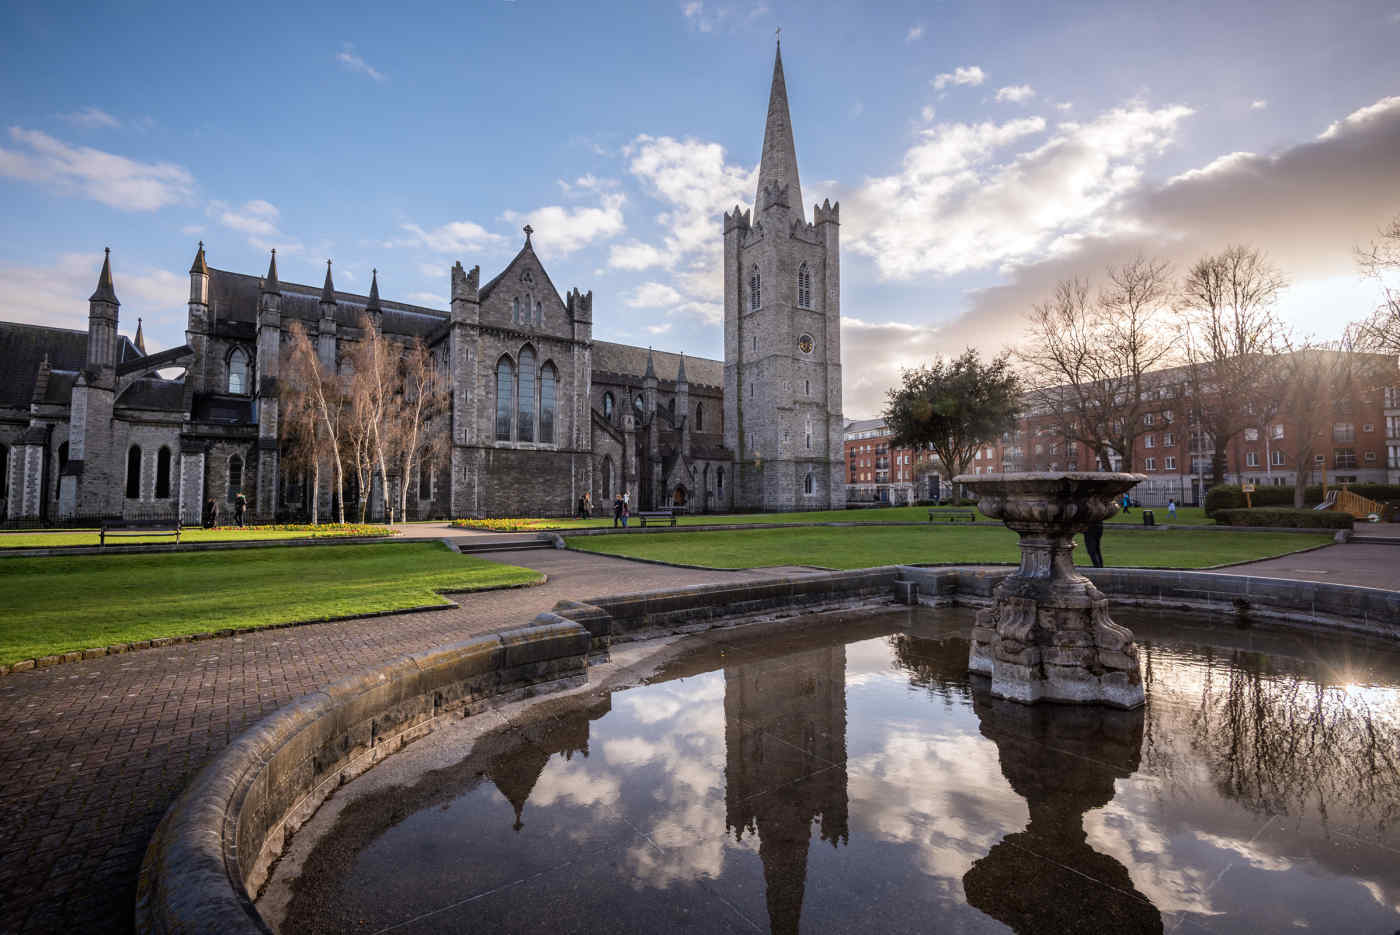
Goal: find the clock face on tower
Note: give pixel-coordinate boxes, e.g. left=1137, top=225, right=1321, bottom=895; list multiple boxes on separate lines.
left=798, top=333, right=815, bottom=354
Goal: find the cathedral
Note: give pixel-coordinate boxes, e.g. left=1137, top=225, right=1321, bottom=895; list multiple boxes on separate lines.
left=0, top=45, right=844, bottom=524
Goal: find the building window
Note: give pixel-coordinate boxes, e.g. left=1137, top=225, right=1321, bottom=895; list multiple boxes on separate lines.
left=797, top=262, right=812, bottom=309
left=695, top=403, right=703, bottom=431
left=804, top=472, right=814, bottom=494
left=535, top=301, right=543, bottom=326
left=634, top=394, right=645, bottom=416
left=602, top=456, right=614, bottom=499
left=155, top=446, right=172, bottom=499
left=1163, top=432, right=1174, bottom=447
left=227, top=454, right=242, bottom=500
left=126, top=445, right=142, bottom=499
left=1144, top=413, right=1154, bottom=426
left=1244, top=427, right=1258, bottom=441
left=1333, top=423, right=1355, bottom=443
left=603, top=391, right=614, bottom=421
left=1145, top=435, right=1155, bottom=449
left=1246, top=451, right=1259, bottom=467
left=1363, top=423, right=1375, bottom=433
left=495, top=356, right=515, bottom=441
left=1145, top=457, right=1156, bottom=471
left=1272, top=449, right=1284, bottom=466
left=1334, top=448, right=1357, bottom=469
left=749, top=265, right=761, bottom=310
left=717, top=467, right=724, bottom=491
left=539, top=362, right=557, bottom=445
left=517, top=347, right=536, bottom=443
left=1271, top=424, right=1285, bottom=439
left=1365, top=450, right=1377, bottom=462
left=228, top=348, right=249, bottom=395
left=419, top=457, right=433, bottom=500
left=1164, top=455, right=1176, bottom=470
left=0, top=444, right=7, bottom=497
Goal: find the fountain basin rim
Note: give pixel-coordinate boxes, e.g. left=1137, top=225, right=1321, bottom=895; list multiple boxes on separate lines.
left=953, top=471, right=1149, bottom=485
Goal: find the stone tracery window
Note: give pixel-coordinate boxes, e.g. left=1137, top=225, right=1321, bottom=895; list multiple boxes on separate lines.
left=797, top=262, right=812, bottom=309
left=695, top=402, right=703, bottom=431
left=156, top=446, right=171, bottom=499
left=539, top=362, right=557, bottom=445
left=603, top=391, right=615, bottom=421
left=228, top=348, right=249, bottom=395
left=496, top=356, right=515, bottom=441
left=517, top=347, right=537, bottom=443
left=126, top=445, right=142, bottom=499
left=749, top=265, right=760, bottom=311
left=227, top=454, right=243, bottom=500
left=804, top=471, right=814, bottom=495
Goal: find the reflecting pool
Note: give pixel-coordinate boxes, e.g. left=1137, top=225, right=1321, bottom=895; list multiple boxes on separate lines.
left=276, top=607, right=1400, bottom=934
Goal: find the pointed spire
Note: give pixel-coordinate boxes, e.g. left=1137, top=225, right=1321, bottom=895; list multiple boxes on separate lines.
left=366, top=268, right=381, bottom=311
left=189, top=240, right=208, bottom=275
left=134, top=317, right=146, bottom=354
left=321, top=259, right=336, bottom=304
left=261, top=249, right=281, bottom=295
left=756, top=42, right=804, bottom=222
left=644, top=346, right=656, bottom=380
left=89, top=247, right=119, bottom=305
left=676, top=351, right=688, bottom=386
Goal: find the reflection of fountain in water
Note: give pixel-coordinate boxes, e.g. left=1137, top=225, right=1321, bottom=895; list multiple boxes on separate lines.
left=723, top=645, right=849, bottom=935
left=962, top=686, right=1162, bottom=934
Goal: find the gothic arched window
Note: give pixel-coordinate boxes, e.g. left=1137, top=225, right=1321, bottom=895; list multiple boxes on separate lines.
left=804, top=471, right=814, bottom=495
left=535, top=301, right=543, bottom=326
left=155, top=446, right=172, bottom=499
left=495, top=356, right=515, bottom=441
left=634, top=394, right=644, bottom=416
left=517, top=347, right=537, bottom=443
left=227, top=454, right=243, bottom=500
left=749, top=265, right=761, bottom=311
left=601, top=455, right=614, bottom=500
left=797, top=262, right=812, bottom=309
left=539, top=362, right=557, bottom=445
left=126, top=445, right=142, bottom=499
left=512, top=297, right=520, bottom=324
left=419, top=456, right=433, bottom=500
left=228, top=348, right=249, bottom=395
left=695, top=402, right=703, bottom=431
left=603, top=391, right=615, bottom=421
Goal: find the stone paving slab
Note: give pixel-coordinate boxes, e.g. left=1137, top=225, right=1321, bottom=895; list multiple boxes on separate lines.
left=0, top=549, right=767, bottom=935
left=1213, top=542, right=1400, bottom=590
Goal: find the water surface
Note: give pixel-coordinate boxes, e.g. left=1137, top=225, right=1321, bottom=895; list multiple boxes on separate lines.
left=279, top=607, right=1400, bottom=934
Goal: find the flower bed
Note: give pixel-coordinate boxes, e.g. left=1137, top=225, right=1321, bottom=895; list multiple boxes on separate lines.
left=204, top=523, right=396, bottom=537
left=450, top=518, right=567, bottom=532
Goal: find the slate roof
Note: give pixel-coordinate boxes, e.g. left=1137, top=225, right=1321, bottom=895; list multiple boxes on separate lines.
left=593, top=341, right=722, bottom=388
left=0, top=322, right=87, bottom=408
left=207, top=268, right=448, bottom=339
left=42, top=371, right=79, bottom=406
left=117, top=378, right=186, bottom=411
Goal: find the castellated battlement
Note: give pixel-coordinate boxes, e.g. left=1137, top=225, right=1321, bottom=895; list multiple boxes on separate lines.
left=813, top=198, right=840, bottom=225
left=566, top=287, right=593, bottom=322
left=723, top=205, right=753, bottom=234
left=451, top=261, right=481, bottom=302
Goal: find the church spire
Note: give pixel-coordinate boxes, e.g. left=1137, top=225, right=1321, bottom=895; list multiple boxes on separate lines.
left=134, top=317, right=146, bottom=354
left=321, top=259, right=337, bottom=305
left=90, top=247, right=119, bottom=305
left=756, top=41, right=804, bottom=223
left=366, top=268, right=381, bottom=312
left=261, top=249, right=281, bottom=295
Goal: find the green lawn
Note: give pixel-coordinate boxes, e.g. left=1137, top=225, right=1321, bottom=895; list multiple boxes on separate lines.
left=566, top=524, right=1328, bottom=571
left=454, top=504, right=1211, bottom=531
left=0, top=542, right=542, bottom=666
left=0, top=524, right=394, bottom=549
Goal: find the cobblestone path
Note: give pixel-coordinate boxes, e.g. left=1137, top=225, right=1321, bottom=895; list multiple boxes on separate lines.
left=0, top=547, right=764, bottom=934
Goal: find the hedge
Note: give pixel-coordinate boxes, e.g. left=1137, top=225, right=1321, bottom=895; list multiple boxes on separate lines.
left=1213, top=508, right=1354, bottom=529
left=1205, top=483, right=1400, bottom=515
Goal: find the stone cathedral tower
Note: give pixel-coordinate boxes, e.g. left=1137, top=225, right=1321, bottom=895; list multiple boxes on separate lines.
left=724, top=43, right=845, bottom=511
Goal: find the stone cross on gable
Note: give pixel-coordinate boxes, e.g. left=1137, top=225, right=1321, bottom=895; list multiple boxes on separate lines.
left=523, top=224, right=534, bottom=245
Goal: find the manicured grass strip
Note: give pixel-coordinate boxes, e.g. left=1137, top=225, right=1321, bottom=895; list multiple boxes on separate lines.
left=0, top=542, right=542, bottom=666
left=567, top=525, right=1330, bottom=571
left=0, top=525, right=394, bottom=549
left=453, top=504, right=1212, bottom=531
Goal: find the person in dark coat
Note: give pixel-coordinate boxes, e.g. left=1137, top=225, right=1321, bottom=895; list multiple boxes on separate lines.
left=1084, top=520, right=1105, bottom=568
left=234, top=492, right=247, bottom=528
left=205, top=498, right=218, bottom=529
left=613, top=494, right=623, bottom=529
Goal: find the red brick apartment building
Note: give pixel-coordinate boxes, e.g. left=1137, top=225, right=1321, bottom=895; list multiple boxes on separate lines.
left=846, top=360, right=1400, bottom=507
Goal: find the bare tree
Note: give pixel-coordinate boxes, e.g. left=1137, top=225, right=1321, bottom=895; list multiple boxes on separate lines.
left=345, top=315, right=400, bottom=523
left=285, top=322, right=349, bottom=524
left=1177, top=245, right=1287, bottom=486
left=1355, top=212, right=1400, bottom=356
left=278, top=338, right=323, bottom=523
left=1018, top=255, right=1176, bottom=472
left=385, top=341, right=450, bottom=520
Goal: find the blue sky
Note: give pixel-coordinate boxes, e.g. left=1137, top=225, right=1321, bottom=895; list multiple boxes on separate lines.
left=2, top=0, right=1397, bottom=416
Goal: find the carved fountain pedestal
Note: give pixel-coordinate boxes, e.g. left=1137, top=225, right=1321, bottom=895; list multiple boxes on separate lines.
left=951, top=472, right=1148, bottom=709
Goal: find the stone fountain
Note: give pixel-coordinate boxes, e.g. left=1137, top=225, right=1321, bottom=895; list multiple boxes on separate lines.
left=951, top=472, right=1147, bottom=708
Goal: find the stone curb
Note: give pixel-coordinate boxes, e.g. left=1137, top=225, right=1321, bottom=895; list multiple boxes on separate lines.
left=0, top=534, right=411, bottom=560
left=0, top=577, right=549, bottom=679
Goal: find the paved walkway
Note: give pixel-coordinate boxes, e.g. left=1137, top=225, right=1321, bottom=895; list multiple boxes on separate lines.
left=1217, top=542, right=1400, bottom=590
left=0, top=549, right=768, bottom=934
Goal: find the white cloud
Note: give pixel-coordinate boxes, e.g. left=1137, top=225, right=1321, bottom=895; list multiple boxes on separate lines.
left=1318, top=95, right=1400, bottom=139
left=995, top=84, right=1036, bottom=104
left=396, top=219, right=505, bottom=254
left=336, top=42, right=386, bottom=82
left=0, top=127, right=194, bottom=211
left=840, top=316, right=946, bottom=417
left=842, top=102, right=1192, bottom=279
left=933, top=65, right=985, bottom=90
left=627, top=281, right=682, bottom=308
left=557, top=173, right=618, bottom=195
left=607, top=241, right=669, bottom=270
left=1057, top=101, right=1074, bottom=111
left=501, top=192, right=626, bottom=256
left=57, top=107, right=120, bottom=129
left=906, top=25, right=925, bottom=41
left=1251, top=99, right=1269, bottom=110
left=404, top=290, right=447, bottom=308
left=680, top=1, right=767, bottom=33
left=209, top=199, right=302, bottom=253
left=0, top=253, right=186, bottom=344
left=921, top=106, right=936, bottom=123
left=646, top=323, right=672, bottom=335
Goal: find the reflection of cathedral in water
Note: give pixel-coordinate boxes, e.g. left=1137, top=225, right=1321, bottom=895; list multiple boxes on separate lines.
left=723, top=646, right=850, bottom=935
left=485, top=694, right=612, bottom=831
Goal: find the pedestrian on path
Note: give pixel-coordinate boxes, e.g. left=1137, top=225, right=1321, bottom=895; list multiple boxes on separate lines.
left=583, top=491, right=592, bottom=519
left=621, top=496, right=630, bottom=528
left=1084, top=520, right=1105, bottom=568
left=234, top=492, right=247, bottom=528
left=1121, top=493, right=1131, bottom=514
left=613, top=494, right=623, bottom=528
left=1167, top=498, right=1177, bottom=520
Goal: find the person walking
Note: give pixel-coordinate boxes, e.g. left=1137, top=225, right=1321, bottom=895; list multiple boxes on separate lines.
left=1167, top=498, right=1177, bottom=520
left=1084, top=520, right=1105, bottom=568
left=1121, top=493, right=1131, bottom=514
left=204, top=498, right=218, bottom=529
left=613, top=494, right=623, bottom=529
left=621, top=495, right=630, bottom=528
left=234, top=492, right=247, bottom=528
left=583, top=491, right=592, bottom=519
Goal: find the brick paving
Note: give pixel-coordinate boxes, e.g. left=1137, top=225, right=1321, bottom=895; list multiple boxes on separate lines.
left=0, top=547, right=766, bottom=935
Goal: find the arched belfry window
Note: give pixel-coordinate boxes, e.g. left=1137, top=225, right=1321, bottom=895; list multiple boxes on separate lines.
left=155, top=446, right=172, bottom=499
left=798, top=262, right=812, bottom=309
left=695, top=402, right=704, bottom=431
left=539, top=362, right=557, bottom=445
left=749, top=265, right=761, bottom=311
left=517, top=347, right=537, bottom=443
left=126, top=445, right=142, bottom=499
left=495, top=356, right=515, bottom=441
left=603, top=391, right=615, bottom=422
left=228, top=348, right=249, bottom=395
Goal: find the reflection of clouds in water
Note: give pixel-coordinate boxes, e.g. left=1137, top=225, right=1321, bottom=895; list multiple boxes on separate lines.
left=528, top=756, right=621, bottom=810
left=1085, top=794, right=1220, bottom=917
left=1362, top=880, right=1400, bottom=914
left=1192, top=831, right=1293, bottom=872
left=850, top=729, right=1024, bottom=881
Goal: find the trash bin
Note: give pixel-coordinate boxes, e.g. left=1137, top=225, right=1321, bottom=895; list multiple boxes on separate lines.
left=1143, top=510, right=1155, bottom=526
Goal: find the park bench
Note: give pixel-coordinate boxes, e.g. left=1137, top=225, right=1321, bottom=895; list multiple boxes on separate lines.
left=929, top=510, right=978, bottom=523
left=100, top=518, right=182, bottom=548
left=637, top=510, right=677, bottom=527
